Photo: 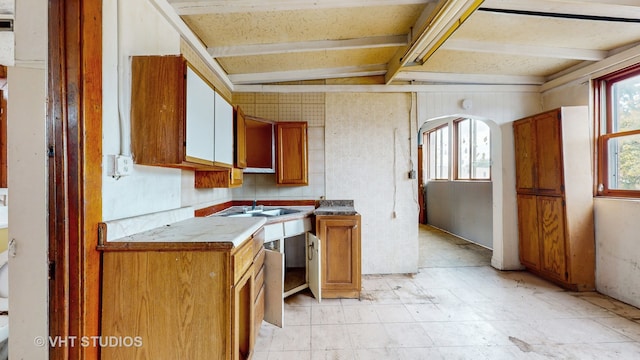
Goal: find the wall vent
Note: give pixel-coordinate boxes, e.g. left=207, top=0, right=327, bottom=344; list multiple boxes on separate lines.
left=0, top=19, right=13, bottom=31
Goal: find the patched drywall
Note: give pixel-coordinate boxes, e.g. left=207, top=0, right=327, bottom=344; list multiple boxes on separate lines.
left=325, top=93, right=419, bottom=274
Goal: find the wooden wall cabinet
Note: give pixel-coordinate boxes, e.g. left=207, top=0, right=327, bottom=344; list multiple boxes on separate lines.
left=315, top=214, right=361, bottom=298
left=235, top=106, right=247, bottom=169
left=275, top=122, right=308, bottom=185
left=513, top=107, right=595, bottom=291
left=101, top=232, right=263, bottom=359
left=130, top=55, right=233, bottom=170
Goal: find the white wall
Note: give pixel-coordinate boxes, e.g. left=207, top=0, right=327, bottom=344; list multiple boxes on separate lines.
left=417, top=90, right=542, bottom=270
left=425, top=181, right=493, bottom=248
left=325, top=93, right=419, bottom=274
left=102, top=0, right=232, bottom=221
left=9, top=0, right=48, bottom=357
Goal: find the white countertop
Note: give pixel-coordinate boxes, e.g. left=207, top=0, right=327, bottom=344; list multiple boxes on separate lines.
left=109, top=216, right=266, bottom=248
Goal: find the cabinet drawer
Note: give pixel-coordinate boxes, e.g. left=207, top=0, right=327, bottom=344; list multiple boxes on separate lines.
left=253, top=228, right=265, bottom=256
left=233, top=240, right=254, bottom=284
left=254, top=266, right=265, bottom=295
left=254, top=247, right=265, bottom=272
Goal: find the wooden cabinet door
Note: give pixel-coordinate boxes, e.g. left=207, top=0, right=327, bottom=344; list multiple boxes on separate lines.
left=235, top=106, right=247, bottom=168
left=516, top=194, right=541, bottom=271
left=513, top=118, right=536, bottom=193
left=232, top=268, right=255, bottom=360
left=534, top=111, right=564, bottom=195
left=130, top=56, right=186, bottom=165
left=317, top=216, right=361, bottom=298
left=275, top=122, right=308, bottom=185
left=537, top=196, right=567, bottom=282
left=307, top=232, right=322, bottom=301
left=263, top=249, right=284, bottom=327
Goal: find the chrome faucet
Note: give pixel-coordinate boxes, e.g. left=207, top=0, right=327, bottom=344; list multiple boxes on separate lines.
left=252, top=199, right=257, bottom=211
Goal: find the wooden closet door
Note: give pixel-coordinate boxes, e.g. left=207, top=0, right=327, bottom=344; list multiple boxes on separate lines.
left=517, top=194, right=540, bottom=270
left=535, top=111, right=564, bottom=195
left=537, top=196, right=567, bottom=282
left=513, top=118, right=536, bottom=194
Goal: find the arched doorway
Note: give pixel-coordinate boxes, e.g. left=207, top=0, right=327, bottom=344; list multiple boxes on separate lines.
left=418, top=115, right=515, bottom=270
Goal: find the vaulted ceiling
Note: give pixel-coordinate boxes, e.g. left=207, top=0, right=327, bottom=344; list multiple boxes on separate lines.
left=161, top=0, right=640, bottom=90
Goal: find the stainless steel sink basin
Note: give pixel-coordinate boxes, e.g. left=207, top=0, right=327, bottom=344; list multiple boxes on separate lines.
left=220, top=207, right=301, bottom=217
left=260, top=208, right=300, bottom=216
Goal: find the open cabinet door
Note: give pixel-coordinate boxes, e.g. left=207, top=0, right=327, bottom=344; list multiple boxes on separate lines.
left=264, top=249, right=284, bottom=327
left=307, top=233, right=322, bottom=302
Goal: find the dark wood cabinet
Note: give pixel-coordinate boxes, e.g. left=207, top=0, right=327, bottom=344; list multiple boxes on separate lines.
left=275, top=122, right=308, bottom=186
left=316, top=215, right=361, bottom=299
left=513, top=107, right=594, bottom=291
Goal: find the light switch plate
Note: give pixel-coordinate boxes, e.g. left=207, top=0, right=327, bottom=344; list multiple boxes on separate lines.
left=111, top=155, right=133, bottom=177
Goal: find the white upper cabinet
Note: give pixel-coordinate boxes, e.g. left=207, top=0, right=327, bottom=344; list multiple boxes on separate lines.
left=214, top=92, right=233, bottom=166
left=185, top=67, right=215, bottom=163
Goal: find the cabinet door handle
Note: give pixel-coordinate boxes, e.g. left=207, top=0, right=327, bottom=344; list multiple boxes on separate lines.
left=352, top=225, right=358, bottom=229
left=308, top=241, right=314, bottom=260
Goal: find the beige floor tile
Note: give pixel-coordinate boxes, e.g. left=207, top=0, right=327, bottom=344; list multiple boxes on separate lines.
left=269, top=325, right=311, bottom=351
left=594, top=316, right=640, bottom=342
left=346, top=323, right=394, bottom=349
left=372, top=304, right=414, bottom=323
left=384, top=322, right=434, bottom=347
left=266, top=350, right=311, bottom=360
left=353, top=348, right=402, bottom=360
left=311, top=305, right=346, bottom=325
left=421, top=321, right=513, bottom=347
left=342, top=305, right=380, bottom=324
left=310, top=349, right=356, bottom=360
left=284, top=304, right=311, bottom=326
left=311, top=324, right=351, bottom=350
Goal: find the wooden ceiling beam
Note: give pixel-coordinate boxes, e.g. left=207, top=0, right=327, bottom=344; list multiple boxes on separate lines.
left=170, top=0, right=435, bottom=15
left=228, top=64, right=388, bottom=84
left=208, top=35, right=408, bottom=57
left=393, top=71, right=545, bottom=85
left=442, top=38, right=608, bottom=61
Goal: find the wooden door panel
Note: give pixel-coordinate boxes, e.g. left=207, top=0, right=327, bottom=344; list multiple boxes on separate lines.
left=513, top=118, right=536, bottom=193
left=325, top=226, right=353, bottom=284
left=517, top=194, right=541, bottom=270
left=538, top=196, right=567, bottom=281
left=263, top=249, right=284, bottom=327
left=318, top=217, right=360, bottom=293
left=276, top=122, right=308, bottom=185
left=535, top=112, right=564, bottom=195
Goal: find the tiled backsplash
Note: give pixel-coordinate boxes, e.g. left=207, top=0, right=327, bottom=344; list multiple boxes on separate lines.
left=232, top=90, right=326, bottom=200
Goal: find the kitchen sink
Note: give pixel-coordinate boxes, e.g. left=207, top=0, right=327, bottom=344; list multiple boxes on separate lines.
left=260, top=208, right=300, bottom=216
left=221, top=207, right=301, bottom=217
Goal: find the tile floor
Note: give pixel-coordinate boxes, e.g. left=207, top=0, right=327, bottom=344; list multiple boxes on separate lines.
left=253, top=225, right=640, bottom=359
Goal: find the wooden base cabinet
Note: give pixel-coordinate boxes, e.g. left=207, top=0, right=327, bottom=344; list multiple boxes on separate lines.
left=513, top=107, right=595, bottom=291
left=101, top=235, right=262, bottom=360
left=316, top=215, right=361, bottom=299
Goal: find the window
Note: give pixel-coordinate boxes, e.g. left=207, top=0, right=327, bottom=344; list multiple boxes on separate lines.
left=595, top=64, right=640, bottom=197
left=426, top=125, right=449, bottom=180
left=455, top=118, right=491, bottom=180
